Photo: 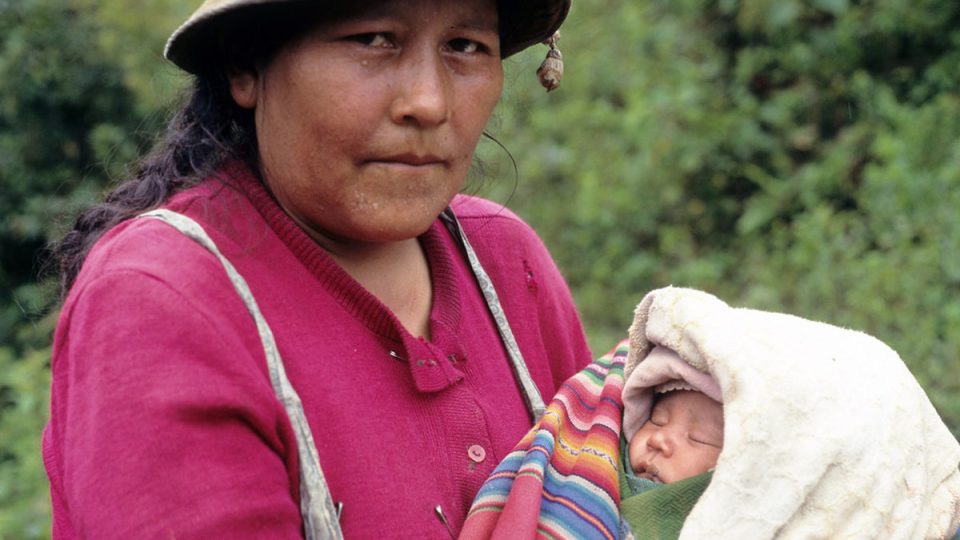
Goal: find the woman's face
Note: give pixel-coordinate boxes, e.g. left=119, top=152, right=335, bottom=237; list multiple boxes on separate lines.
left=229, top=0, right=503, bottom=250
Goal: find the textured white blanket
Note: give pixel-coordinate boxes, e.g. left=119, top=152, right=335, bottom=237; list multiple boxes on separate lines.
left=624, top=287, right=960, bottom=539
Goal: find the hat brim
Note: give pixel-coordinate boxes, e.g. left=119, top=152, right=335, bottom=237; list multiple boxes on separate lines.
left=165, top=0, right=570, bottom=74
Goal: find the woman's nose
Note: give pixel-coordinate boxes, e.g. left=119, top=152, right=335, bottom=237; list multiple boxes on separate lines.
left=389, top=52, right=451, bottom=128
left=647, top=430, right=674, bottom=457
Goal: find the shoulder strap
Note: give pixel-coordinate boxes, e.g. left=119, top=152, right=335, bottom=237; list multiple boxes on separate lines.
left=138, top=209, right=343, bottom=540
left=441, top=209, right=546, bottom=422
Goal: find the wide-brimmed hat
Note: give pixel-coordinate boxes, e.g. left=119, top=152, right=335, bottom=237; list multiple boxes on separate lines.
left=165, top=0, right=571, bottom=74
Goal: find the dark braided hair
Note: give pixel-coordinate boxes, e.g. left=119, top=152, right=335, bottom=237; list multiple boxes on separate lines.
left=53, top=72, right=255, bottom=294
left=53, top=3, right=325, bottom=295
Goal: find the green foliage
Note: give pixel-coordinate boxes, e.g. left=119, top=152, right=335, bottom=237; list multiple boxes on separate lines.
left=0, top=0, right=191, bottom=536
left=0, top=347, right=52, bottom=538
left=0, top=0, right=145, bottom=347
left=3, top=0, right=960, bottom=535
left=489, top=0, right=960, bottom=435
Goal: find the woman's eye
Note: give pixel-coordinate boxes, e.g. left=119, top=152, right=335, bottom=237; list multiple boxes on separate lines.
left=350, top=32, right=392, bottom=48
left=448, top=38, right=482, bottom=54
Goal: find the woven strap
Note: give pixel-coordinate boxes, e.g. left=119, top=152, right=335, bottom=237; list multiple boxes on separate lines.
left=138, top=209, right=343, bottom=540
left=444, top=212, right=546, bottom=422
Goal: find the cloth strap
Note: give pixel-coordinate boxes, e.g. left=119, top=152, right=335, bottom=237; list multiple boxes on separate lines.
left=441, top=209, right=547, bottom=422
left=139, top=209, right=342, bottom=540
left=139, top=207, right=545, bottom=537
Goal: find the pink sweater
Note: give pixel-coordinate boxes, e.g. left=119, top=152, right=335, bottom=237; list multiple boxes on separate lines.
left=43, top=165, right=593, bottom=538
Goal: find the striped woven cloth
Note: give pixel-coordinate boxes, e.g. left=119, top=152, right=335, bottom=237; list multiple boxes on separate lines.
left=460, top=342, right=629, bottom=540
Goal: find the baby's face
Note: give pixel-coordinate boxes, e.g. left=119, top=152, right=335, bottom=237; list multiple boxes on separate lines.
left=628, top=390, right=723, bottom=484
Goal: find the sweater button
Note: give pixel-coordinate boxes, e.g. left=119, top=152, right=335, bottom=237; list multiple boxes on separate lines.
left=467, top=444, right=486, bottom=463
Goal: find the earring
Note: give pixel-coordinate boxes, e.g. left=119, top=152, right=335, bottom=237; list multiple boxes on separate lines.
left=537, top=31, right=564, bottom=92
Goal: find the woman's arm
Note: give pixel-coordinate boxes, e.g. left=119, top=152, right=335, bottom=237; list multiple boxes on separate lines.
left=46, top=263, right=304, bottom=538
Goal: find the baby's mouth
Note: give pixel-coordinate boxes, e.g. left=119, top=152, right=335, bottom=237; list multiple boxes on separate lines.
left=636, top=464, right=664, bottom=484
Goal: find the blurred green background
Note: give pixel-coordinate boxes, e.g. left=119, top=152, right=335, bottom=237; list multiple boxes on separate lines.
left=2, top=0, right=959, bottom=536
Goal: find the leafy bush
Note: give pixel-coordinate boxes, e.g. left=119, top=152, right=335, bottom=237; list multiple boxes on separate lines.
left=0, top=0, right=186, bottom=536
left=491, top=0, right=960, bottom=435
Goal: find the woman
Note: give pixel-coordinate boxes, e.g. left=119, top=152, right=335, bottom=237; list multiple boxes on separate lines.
left=43, top=0, right=592, bottom=537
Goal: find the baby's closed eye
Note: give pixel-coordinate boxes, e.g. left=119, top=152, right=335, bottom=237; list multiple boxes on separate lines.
left=688, top=431, right=722, bottom=447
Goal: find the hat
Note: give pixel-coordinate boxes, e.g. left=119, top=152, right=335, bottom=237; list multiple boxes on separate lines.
left=164, top=0, right=571, bottom=74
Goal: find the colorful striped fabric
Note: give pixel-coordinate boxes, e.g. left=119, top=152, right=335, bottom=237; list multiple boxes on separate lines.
left=460, top=342, right=629, bottom=540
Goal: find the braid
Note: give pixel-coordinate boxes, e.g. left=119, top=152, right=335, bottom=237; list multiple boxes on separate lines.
left=53, top=1, right=340, bottom=296
left=53, top=72, right=256, bottom=295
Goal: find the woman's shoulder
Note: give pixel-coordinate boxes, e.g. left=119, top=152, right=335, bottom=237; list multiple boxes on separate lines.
left=450, top=194, right=525, bottom=224
left=65, top=213, right=239, bottom=320
left=81, top=215, right=215, bottom=280
left=449, top=195, right=594, bottom=389
left=57, top=213, right=262, bottom=367
left=72, top=169, right=263, bottom=297
left=450, top=194, right=542, bottom=246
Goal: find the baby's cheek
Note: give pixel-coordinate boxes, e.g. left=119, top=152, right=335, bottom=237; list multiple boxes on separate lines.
left=676, top=447, right=716, bottom=480
left=700, top=446, right=721, bottom=472
left=627, top=432, right=647, bottom=472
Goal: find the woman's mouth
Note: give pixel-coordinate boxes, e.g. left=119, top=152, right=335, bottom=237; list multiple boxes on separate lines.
left=367, top=153, right=445, bottom=167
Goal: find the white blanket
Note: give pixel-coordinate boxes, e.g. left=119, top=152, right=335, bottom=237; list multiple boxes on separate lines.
left=624, top=287, right=960, bottom=539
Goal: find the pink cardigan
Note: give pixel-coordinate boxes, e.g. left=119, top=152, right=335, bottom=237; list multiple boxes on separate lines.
left=43, top=165, right=593, bottom=538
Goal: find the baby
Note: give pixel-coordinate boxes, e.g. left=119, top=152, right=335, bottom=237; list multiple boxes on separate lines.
left=463, top=287, right=960, bottom=539
left=627, top=388, right=723, bottom=484
left=616, top=345, right=726, bottom=538
left=460, top=342, right=723, bottom=539
left=622, top=344, right=725, bottom=486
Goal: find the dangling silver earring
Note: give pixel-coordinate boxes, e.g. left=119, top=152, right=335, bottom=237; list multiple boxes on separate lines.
left=537, top=31, right=564, bottom=92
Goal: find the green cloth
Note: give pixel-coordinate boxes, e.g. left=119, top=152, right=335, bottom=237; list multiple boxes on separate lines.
left=618, top=436, right=713, bottom=540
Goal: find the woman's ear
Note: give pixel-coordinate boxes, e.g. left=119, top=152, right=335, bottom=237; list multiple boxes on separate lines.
left=228, top=69, right=259, bottom=109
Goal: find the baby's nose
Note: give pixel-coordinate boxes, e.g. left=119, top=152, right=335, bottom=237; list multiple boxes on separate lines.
left=647, top=430, right=674, bottom=457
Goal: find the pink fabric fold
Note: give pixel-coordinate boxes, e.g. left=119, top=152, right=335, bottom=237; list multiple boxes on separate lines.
left=621, top=345, right=722, bottom=443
